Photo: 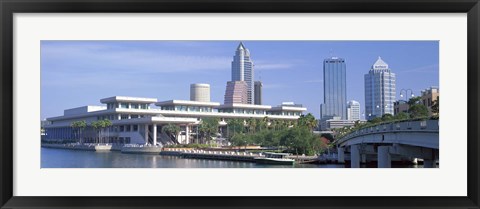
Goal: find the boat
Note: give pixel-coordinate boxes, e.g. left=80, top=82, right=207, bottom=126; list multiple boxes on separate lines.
left=254, top=152, right=295, bottom=165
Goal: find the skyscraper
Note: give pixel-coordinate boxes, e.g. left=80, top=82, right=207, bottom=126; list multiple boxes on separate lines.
left=224, top=81, right=248, bottom=104
left=254, top=81, right=262, bottom=105
left=347, top=100, right=361, bottom=121
left=231, top=42, right=254, bottom=104
left=320, top=57, right=347, bottom=120
left=364, top=57, right=396, bottom=120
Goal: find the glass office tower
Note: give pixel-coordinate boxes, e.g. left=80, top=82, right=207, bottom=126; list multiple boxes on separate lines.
left=364, top=57, right=396, bottom=120
left=231, top=42, right=254, bottom=104
left=320, top=57, right=347, bottom=120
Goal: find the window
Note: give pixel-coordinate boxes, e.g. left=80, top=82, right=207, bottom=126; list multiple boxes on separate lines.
left=131, top=104, right=139, bottom=109
left=126, top=125, right=131, bottom=132
left=120, top=103, right=128, bottom=108
left=119, top=126, right=124, bottom=132
left=133, top=125, right=138, bottom=132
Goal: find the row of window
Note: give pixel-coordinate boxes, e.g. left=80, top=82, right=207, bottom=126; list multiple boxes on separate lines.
left=106, top=102, right=149, bottom=110
left=160, top=105, right=213, bottom=112
left=97, top=114, right=146, bottom=120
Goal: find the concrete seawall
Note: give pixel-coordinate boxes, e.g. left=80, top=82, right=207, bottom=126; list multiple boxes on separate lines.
left=42, top=144, right=112, bottom=151
left=121, top=146, right=163, bottom=154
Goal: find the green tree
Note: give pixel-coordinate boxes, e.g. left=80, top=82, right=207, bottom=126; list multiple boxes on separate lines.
left=381, top=113, right=394, bottom=122
left=257, top=118, right=268, bottom=132
left=408, top=96, right=422, bottom=106
left=409, top=104, right=429, bottom=118
left=369, top=117, right=383, bottom=124
left=199, top=117, right=219, bottom=144
left=298, top=113, right=317, bottom=131
left=162, top=124, right=181, bottom=144
left=394, top=112, right=410, bottom=121
left=246, top=118, right=257, bottom=134
left=90, top=120, right=101, bottom=143
left=431, top=96, right=439, bottom=116
left=70, top=120, right=87, bottom=144
left=227, top=118, right=245, bottom=139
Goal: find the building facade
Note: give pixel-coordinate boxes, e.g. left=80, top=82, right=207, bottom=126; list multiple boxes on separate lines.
left=43, top=96, right=307, bottom=146
left=190, top=83, right=211, bottom=102
left=347, top=100, right=361, bottom=121
left=394, top=100, right=410, bottom=115
left=364, top=57, right=396, bottom=120
left=231, top=42, right=254, bottom=104
left=254, top=81, right=262, bottom=105
left=320, top=57, right=347, bottom=120
left=421, top=86, right=439, bottom=113
left=224, top=81, right=248, bottom=104
left=319, top=116, right=356, bottom=131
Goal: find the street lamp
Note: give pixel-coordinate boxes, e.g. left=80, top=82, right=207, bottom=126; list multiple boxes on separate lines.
left=400, top=89, right=415, bottom=101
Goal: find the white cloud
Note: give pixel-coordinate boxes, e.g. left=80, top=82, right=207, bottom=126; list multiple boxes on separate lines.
left=41, top=43, right=231, bottom=74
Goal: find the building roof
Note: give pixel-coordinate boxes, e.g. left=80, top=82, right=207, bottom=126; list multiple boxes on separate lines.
left=237, top=42, right=245, bottom=50
left=155, top=100, right=220, bottom=107
left=269, top=106, right=307, bottom=112
left=190, top=83, right=210, bottom=87
left=372, top=56, right=389, bottom=70
left=100, top=96, right=158, bottom=104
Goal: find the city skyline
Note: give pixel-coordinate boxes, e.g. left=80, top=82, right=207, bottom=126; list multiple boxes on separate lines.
left=41, top=41, right=439, bottom=120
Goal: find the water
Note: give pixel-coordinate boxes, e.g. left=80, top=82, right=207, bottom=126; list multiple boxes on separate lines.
left=41, top=148, right=422, bottom=168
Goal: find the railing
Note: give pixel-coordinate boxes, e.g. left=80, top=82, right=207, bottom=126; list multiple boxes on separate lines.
left=337, top=119, right=439, bottom=145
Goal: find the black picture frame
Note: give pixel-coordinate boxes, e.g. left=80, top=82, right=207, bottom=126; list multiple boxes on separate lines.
left=1, top=0, right=479, bottom=208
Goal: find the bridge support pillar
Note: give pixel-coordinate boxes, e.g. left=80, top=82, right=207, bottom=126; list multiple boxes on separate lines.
left=423, top=160, right=435, bottom=168
left=337, top=148, right=345, bottom=163
left=377, top=146, right=391, bottom=168
left=350, top=145, right=360, bottom=168
left=361, top=154, right=367, bottom=164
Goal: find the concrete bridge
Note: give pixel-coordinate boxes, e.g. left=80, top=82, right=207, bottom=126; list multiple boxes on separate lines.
left=336, top=119, right=439, bottom=168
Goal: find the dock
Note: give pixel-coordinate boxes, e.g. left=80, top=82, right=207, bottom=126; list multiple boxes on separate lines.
left=161, top=149, right=259, bottom=162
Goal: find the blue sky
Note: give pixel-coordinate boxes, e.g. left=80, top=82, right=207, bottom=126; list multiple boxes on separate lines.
left=41, top=41, right=439, bottom=119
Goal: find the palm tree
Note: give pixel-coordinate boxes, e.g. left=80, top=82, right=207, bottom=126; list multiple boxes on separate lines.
left=246, top=118, right=257, bottom=134
left=91, top=121, right=101, bottom=144
left=199, top=118, right=219, bottom=144
left=70, top=121, right=80, bottom=143
left=101, top=119, right=112, bottom=143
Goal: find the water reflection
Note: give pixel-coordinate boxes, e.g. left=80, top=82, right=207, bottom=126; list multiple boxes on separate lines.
left=41, top=148, right=420, bottom=168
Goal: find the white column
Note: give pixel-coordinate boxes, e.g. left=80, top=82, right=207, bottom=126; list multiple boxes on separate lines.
left=350, top=145, right=360, bottom=168
left=337, top=148, right=345, bottom=163
left=423, top=160, right=434, bottom=168
left=152, top=124, right=157, bottom=146
left=185, top=125, right=190, bottom=144
left=377, top=146, right=392, bottom=168
left=144, top=124, right=149, bottom=145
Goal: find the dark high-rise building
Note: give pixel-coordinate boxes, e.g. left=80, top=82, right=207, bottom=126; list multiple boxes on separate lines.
left=320, top=57, right=347, bottom=120
left=254, top=81, right=262, bottom=105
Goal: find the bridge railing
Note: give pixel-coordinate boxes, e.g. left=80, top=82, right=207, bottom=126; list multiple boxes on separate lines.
left=337, top=119, right=439, bottom=144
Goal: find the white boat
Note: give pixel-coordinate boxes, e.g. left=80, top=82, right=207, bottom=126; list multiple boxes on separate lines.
left=254, top=152, right=295, bottom=165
